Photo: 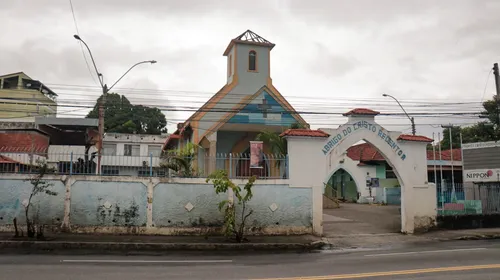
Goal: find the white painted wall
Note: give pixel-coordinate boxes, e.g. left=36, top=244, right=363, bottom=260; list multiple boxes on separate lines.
left=286, top=114, right=437, bottom=234
left=287, top=137, right=326, bottom=236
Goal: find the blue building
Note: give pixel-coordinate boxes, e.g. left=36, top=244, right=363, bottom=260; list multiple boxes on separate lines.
left=164, top=30, right=308, bottom=177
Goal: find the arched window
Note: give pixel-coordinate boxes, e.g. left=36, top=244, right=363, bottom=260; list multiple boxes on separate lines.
left=248, top=50, right=257, bottom=71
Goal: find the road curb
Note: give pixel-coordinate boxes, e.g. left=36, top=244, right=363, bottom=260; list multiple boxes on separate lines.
left=453, top=234, right=500, bottom=241
left=0, top=240, right=329, bottom=253
left=430, top=233, right=500, bottom=242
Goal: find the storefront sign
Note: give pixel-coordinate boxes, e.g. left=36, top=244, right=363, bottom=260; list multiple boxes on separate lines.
left=464, top=169, right=500, bottom=182
left=321, top=120, right=407, bottom=161
left=462, top=141, right=500, bottom=150
left=250, top=141, right=264, bottom=169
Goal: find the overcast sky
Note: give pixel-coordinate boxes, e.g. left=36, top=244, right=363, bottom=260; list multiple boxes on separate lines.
left=1, top=0, right=498, bottom=140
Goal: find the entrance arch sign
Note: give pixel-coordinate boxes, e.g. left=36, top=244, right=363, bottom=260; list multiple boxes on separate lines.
left=322, top=120, right=408, bottom=161
left=283, top=108, right=437, bottom=235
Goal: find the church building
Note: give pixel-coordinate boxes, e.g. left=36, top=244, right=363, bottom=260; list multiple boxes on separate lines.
left=164, top=30, right=309, bottom=176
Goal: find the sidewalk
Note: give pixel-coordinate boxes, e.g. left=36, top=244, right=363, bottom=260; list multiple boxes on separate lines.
left=322, top=228, right=500, bottom=251
left=0, top=232, right=325, bottom=253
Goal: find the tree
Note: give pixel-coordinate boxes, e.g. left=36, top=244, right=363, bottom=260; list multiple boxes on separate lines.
left=23, top=159, right=58, bottom=238
left=86, top=93, right=167, bottom=135
left=206, top=170, right=255, bottom=243
left=255, top=130, right=287, bottom=156
left=256, top=123, right=307, bottom=178
left=160, top=142, right=200, bottom=177
left=440, top=96, right=500, bottom=149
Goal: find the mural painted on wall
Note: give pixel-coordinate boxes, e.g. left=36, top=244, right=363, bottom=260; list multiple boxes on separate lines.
left=70, top=181, right=147, bottom=227
left=0, top=179, right=64, bottom=225
left=227, top=90, right=297, bottom=126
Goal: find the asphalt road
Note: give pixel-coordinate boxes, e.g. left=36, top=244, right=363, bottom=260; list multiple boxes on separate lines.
left=2, top=240, right=500, bottom=279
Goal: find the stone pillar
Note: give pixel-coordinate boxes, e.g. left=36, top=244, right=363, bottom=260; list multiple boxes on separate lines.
left=209, top=141, right=217, bottom=174
left=61, top=175, right=76, bottom=231
left=146, top=179, right=158, bottom=228
left=207, top=132, right=218, bottom=175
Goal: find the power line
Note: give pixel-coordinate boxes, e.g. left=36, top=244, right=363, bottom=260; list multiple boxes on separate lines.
left=68, top=0, right=98, bottom=86
left=0, top=101, right=485, bottom=117
left=481, top=68, right=494, bottom=103
left=44, top=83, right=490, bottom=103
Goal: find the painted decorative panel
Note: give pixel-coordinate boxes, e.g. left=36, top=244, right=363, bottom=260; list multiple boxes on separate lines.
left=0, top=179, right=64, bottom=225
left=153, top=183, right=226, bottom=227
left=228, top=90, right=297, bottom=126
left=70, top=181, right=147, bottom=227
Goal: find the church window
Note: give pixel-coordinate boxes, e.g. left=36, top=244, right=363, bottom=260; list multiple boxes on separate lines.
left=248, top=50, right=257, bottom=71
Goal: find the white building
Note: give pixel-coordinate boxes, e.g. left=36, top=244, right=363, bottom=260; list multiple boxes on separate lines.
left=100, top=133, right=168, bottom=176
left=47, top=132, right=168, bottom=177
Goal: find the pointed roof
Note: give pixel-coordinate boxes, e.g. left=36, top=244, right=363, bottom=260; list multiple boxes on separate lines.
left=198, top=85, right=308, bottom=141
left=223, top=30, right=276, bottom=56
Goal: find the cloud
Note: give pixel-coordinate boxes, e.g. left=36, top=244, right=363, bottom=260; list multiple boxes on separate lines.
left=1, top=0, right=496, bottom=135
left=307, top=44, right=358, bottom=77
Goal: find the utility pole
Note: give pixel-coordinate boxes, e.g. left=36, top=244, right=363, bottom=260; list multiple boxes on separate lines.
left=73, top=35, right=156, bottom=174
left=493, top=63, right=500, bottom=138
left=442, top=124, right=457, bottom=199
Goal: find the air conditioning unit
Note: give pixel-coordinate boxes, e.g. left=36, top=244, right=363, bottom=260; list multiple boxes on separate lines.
left=142, top=161, right=148, bottom=167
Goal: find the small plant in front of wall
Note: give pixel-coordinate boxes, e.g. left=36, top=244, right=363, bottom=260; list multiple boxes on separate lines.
left=21, top=159, right=58, bottom=239
left=206, top=170, right=256, bottom=243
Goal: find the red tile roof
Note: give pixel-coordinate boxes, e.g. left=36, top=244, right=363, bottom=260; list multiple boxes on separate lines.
left=280, top=129, right=330, bottom=138
left=397, top=134, right=433, bottom=142
left=343, top=108, right=380, bottom=116
left=347, top=142, right=462, bottom=162
left=347, top=143, right=386, bottom=162
left=427, top=149, right=462, bottom=161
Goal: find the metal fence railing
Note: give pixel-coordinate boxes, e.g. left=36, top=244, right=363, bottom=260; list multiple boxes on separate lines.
left=0, top=152, right=288, bottom=179
left=436, top=182, right=500, bottom=216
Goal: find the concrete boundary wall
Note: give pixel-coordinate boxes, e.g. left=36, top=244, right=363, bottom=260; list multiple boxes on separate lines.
left=0, top=174, right=315, bottom=236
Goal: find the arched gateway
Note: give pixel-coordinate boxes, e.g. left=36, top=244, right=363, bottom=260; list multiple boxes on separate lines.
left=282, top=108, right=437, bottom=235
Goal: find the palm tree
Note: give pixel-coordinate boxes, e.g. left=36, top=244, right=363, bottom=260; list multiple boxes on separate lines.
left=256, top=130, right=288, bottom=178
left=161, top=142, right=199, bottom=177
left=255, top=122, right=307, bottom=178
left=255, top=130, right=287, bottom=156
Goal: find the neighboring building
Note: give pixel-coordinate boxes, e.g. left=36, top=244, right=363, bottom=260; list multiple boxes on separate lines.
left=164, top=30, right=308, bottom=176
left=0, top=72, right=57, bottom=121
left=100, top=132, right=168, bottom=176
left=0, top=117, right=98, bottom=172
left=325, top=141, right=462, bottom=204
left=0, top=117, right=170, bottom=177
left=462, top=141, right=500, bottom=185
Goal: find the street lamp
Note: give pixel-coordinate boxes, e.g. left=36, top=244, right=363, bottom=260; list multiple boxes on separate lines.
left=383, top=93, right=416, bottom=135
left=73, top=35, right=157, bottom=174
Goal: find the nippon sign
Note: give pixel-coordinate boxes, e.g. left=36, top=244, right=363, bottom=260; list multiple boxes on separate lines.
left=464, top=169, right=500, bottom=182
